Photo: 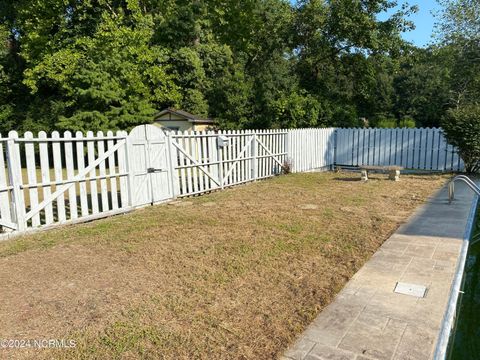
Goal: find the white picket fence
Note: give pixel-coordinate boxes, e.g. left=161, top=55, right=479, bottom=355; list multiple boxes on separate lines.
left=335, top=128, right=464, bottom=171
left=0, top=131, right=130, bottom=233
left=0, top=126, right=463, bottom=238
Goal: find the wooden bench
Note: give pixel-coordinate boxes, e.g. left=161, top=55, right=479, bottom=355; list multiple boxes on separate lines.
left=359, top=165, right=404, bottom=181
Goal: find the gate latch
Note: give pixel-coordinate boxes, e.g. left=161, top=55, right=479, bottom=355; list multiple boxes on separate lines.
left=147, top=168, right=163, bottom=173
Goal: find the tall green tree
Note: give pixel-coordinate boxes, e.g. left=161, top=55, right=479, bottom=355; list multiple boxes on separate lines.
left=437, top=0, right=480, bottom=171
left=294, top=0, right=416, bottom=126
left=24, top=11, right=180, bottom=132
left=436, top=0, right=480, bottom=106
left=0, top=0, right=435, bottom=132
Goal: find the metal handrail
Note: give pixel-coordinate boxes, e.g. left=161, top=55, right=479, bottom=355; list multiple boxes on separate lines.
left=448, top=175, right=480, bottom=203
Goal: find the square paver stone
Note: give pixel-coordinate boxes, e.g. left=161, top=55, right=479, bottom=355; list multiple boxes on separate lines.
left=393, top=325, right=436, bottom=360
left=339, top=317, right=406, bottom=360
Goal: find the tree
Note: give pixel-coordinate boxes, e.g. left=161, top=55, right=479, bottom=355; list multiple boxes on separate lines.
left=0, top=0, right=424, bottom=132
left=434, top=0, right=480, bottom=172
left=442, top=104, right=480, bottom=173
left=436, top=0, right=480, bottom=107
left=24, top=11, right=180, bottom=132
left=294, top=0, right=416, bottom=127
left=437, top=0, right=480, bottom=44
left=393, top=46, right=452, bottom=127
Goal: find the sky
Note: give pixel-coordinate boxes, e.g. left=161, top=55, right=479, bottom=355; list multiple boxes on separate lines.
left=378, top=1, right=444, bottom=47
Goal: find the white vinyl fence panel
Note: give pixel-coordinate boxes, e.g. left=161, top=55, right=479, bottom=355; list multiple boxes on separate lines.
left=335, top=128, right=464, bottom=171
left=288, top=128, right=336, bottom=172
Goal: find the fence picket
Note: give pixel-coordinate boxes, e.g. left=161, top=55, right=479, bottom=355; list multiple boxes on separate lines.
left=64, top=131, right=78, bottom=220
left=267, top=130, right=278, bottom=176
left=86, top=131, right=99, bottom=214
left=225, top=130, right=231, bottom=184
left=75, top=132, right=89, bottom=216
left=97, top=131, right=109, bottom=212
left=238, top=130, right=243, bottom=182
left=201, top=131, right=208, bottom=190
left=263, top=130, right=268, bottom=176
left=24, top=132, right=40, bottom=227
left=196, top=131, right=205, bottom=193
left=177, top=132, right=187, bottom=195
left=189, top=131, right=196, bottom=192
left=0, top=134, right=12, bottom=229
left=235, top=130, right=241, bottom=183
left=117, top=130, right=129, bottom=206
left=7, top=131, right=26, bottom=230
left=206, top=131, right=215, bottom=190
left=246, top=131, right=251, bottom=181
left=273, top=130, right=278, bottom=174
left=184, top=132, right=193, bottom=194
left=218, top=130, right=225, bottom=189
left=52, top=131, right=66, bottom=222
left=37, top=131, right=54, bottom=225
left=107, top=131, right=119, bottom=210
left=269, top=130, right=274, bottom=175
left=376, top=129, right=382, bottom=166
left=431, top=129, right=439, bottom=170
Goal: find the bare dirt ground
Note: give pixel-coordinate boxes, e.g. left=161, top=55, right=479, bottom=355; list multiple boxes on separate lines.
left=0, top=171, right=449, bottom=359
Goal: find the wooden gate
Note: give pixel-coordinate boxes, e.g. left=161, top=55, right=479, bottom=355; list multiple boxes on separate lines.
left=129, top=125, right=174, bottom=206
left=170, top=130, right=288, bottom=196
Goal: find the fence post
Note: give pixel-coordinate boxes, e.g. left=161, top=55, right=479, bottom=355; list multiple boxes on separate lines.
left=6, top=131, right=26, bottom=231
left=251, top=132, right=257, bottom=181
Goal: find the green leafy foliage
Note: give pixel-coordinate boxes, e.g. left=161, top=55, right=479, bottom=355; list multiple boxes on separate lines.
left=442, top=104, right=480, bottom=173
left=0, top=0, right=477, bottom=134
left=435, top=0, right=480, bottom=172
left=23, top=12, right=181, bottom=132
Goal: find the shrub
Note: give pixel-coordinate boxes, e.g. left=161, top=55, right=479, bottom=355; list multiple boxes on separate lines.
left=398, top=117, right=416, bottom=128
left=372, top=117, right=396, bottom=128
left=368, top=115, right=416, bottom=129
left=442, top=104, right=480, bottom=173
left=333, top=106, right=360, bottom=127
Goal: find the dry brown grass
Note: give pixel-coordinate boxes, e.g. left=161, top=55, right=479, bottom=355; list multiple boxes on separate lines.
left=0, top=172, right=449, bottom=359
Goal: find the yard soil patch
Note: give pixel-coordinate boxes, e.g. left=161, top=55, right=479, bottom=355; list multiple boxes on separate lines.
left=0, top=172, right=449, bottom=359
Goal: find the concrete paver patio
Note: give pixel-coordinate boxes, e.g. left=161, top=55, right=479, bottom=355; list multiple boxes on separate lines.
left=283, top=182, right=476, bottom=360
